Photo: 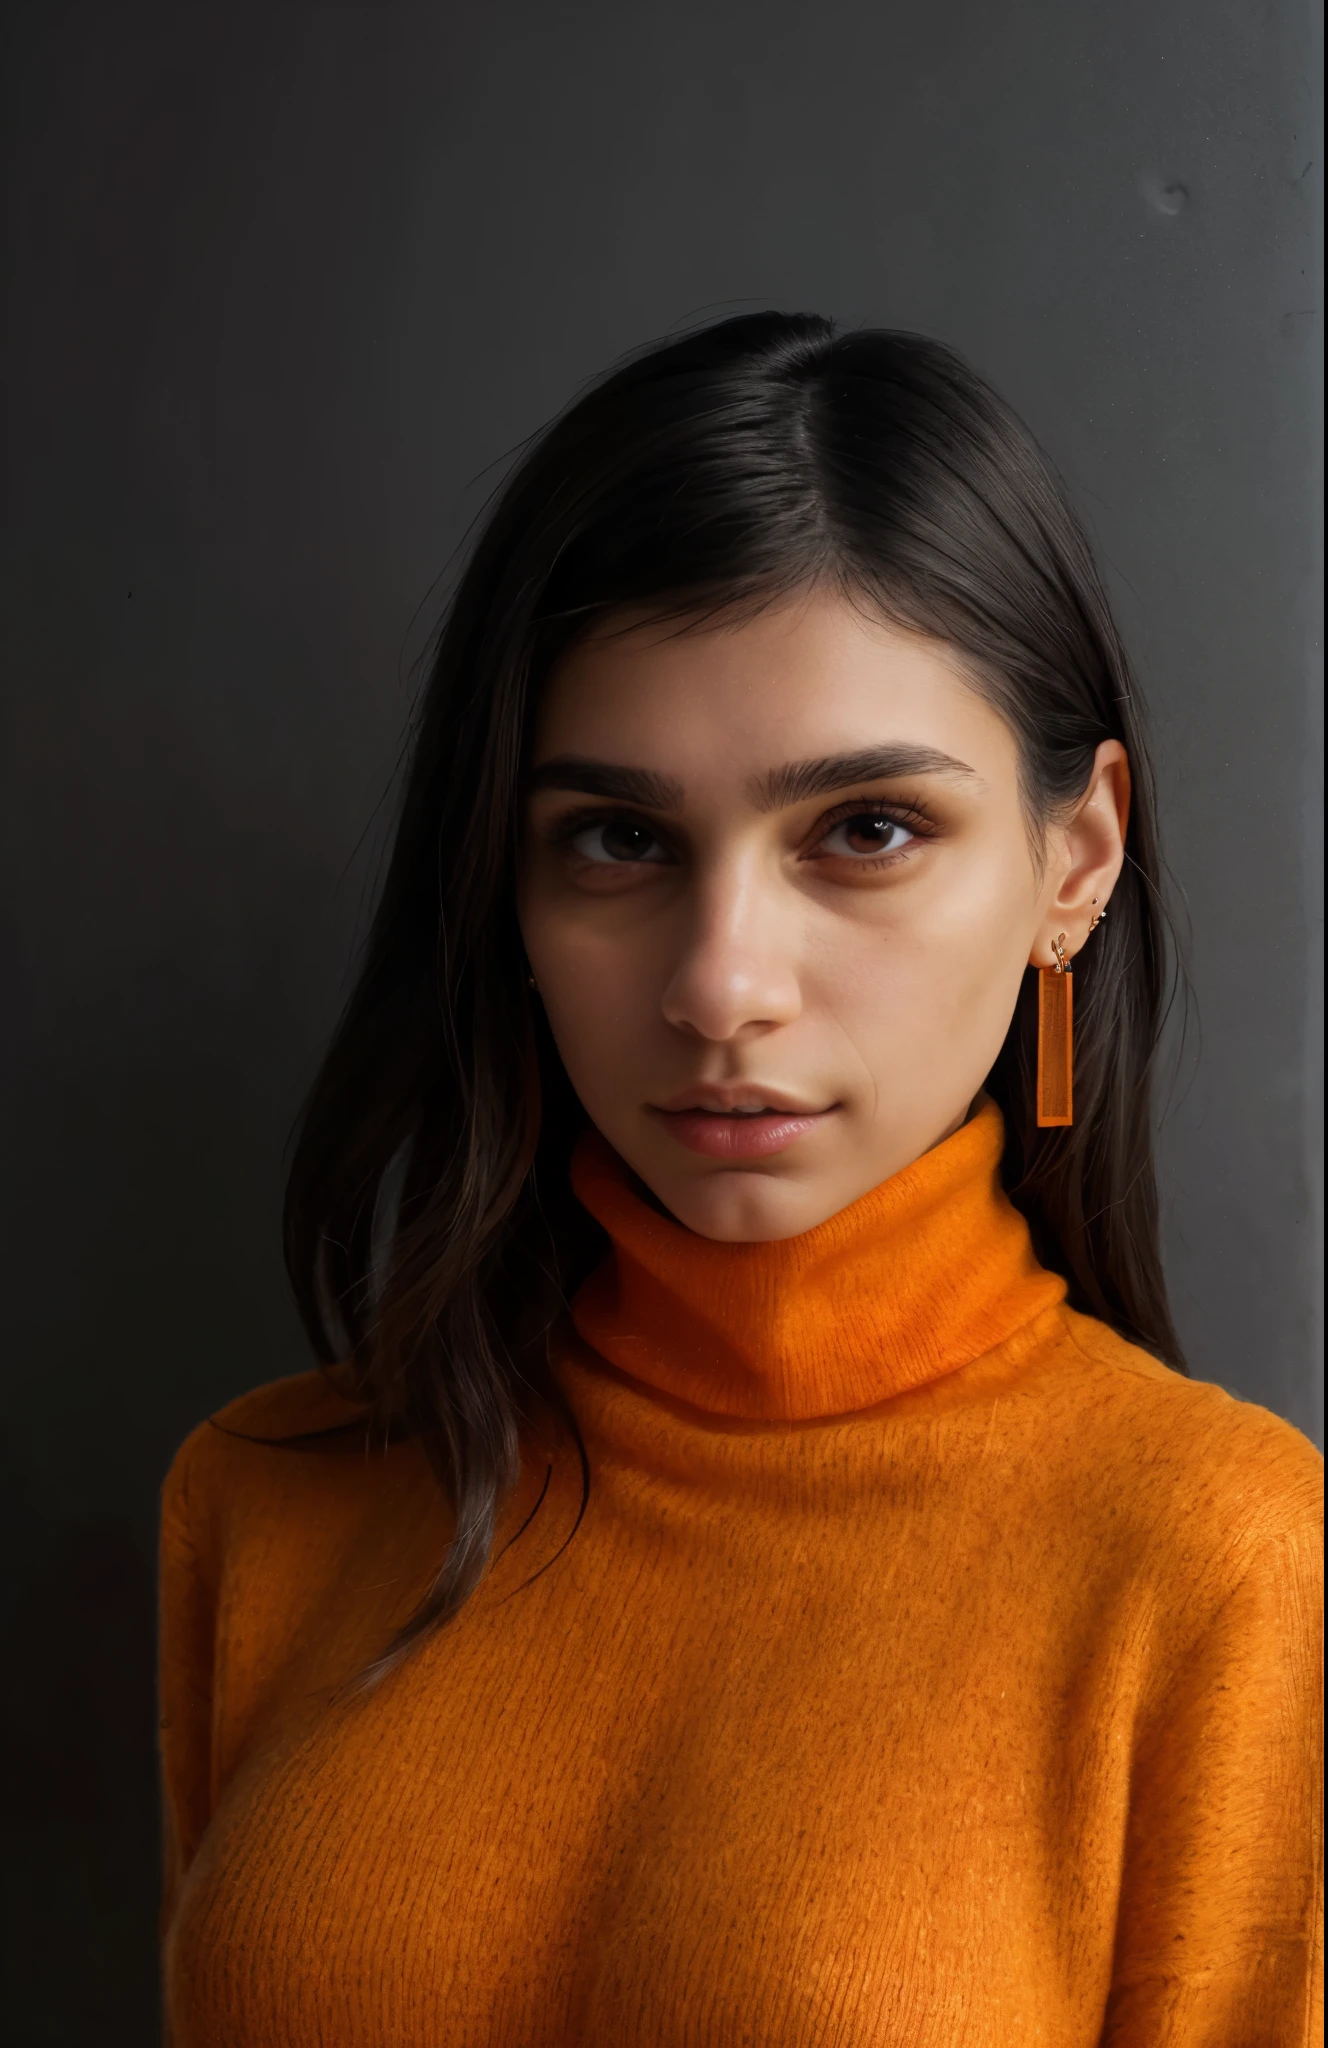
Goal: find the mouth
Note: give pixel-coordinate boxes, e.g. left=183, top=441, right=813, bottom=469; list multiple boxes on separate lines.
left=648, top=1088, right=838, bottom=1160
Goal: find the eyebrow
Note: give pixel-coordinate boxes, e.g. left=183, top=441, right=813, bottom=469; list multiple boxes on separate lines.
left=525, top=742, right=979, bottom=815
left=526, top=757, right=686, bottom=810
left=750, top=745, right=980, bottom=809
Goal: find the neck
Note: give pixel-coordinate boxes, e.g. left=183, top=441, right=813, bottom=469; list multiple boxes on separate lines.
left=567, top=1101, right=1066, bottom=1422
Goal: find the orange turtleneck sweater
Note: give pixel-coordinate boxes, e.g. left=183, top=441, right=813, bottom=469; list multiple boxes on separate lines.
left=159, top=1105, right=1323, bottom=2045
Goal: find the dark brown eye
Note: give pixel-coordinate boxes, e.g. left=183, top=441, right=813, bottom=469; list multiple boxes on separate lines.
left=570, top=818, right=670, bottom=864
left=822, top=811, right=915, bottom=858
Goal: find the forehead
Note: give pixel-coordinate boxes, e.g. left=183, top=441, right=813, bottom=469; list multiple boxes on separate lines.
left=531, top=591, right=1013, bottom=777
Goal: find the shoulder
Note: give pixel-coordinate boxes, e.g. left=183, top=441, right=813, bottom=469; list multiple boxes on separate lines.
left=1057, top=1307, right=1322, bottom=1502
left=210, top=1363, right=370, bottom=1436
left=161, top=1368, right=375, bottom=1565
left=1047, top=1307, right=1322, bottom=1595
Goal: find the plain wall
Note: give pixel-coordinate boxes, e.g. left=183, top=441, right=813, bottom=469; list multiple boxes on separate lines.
left=3, top=1, right=1322, bottom=2038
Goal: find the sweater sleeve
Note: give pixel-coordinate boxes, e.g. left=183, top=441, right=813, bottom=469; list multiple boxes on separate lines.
left=1101, top=1504, right=1324, bottom=2046
left=158, top=1427, right=219, bottom=1946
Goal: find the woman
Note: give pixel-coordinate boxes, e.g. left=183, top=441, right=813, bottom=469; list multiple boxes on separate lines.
left=159, top=313, right=1322, bottom=2044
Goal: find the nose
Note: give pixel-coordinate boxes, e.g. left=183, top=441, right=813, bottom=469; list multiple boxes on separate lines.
left=660, top=857, right=803, bottom=1042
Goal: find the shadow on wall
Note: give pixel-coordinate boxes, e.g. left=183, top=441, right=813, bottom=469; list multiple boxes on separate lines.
left=0, top=1468, right=161, bottom=2045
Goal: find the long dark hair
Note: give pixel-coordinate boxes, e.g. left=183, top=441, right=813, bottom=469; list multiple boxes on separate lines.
left=284, top=311, right=1183, bottom=1664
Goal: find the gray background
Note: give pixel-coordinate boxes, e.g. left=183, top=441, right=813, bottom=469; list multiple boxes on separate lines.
left=3, top=0, right=1322, bottom=2037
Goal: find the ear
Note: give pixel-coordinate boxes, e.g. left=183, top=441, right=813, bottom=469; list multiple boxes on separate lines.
left=1030, top=740, right=1131, bottom=969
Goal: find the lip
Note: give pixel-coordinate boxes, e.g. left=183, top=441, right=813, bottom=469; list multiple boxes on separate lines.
left=654, top=1083, right=827, bottom=1116
left=648, top=1087, right=838, bottom=1160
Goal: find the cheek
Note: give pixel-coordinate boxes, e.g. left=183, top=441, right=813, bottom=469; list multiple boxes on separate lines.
left=812, top=851, right=1036, bottom=1072
left=522, top=897, right=663, bottom=1082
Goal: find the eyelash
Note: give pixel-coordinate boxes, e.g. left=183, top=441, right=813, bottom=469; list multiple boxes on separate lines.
left=549, top=795, right=937, bottom=868
left=808, top=796, right=936, bottom=866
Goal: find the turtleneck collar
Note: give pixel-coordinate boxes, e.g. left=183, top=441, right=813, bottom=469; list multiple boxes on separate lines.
left=567, top=1101, right=1066, bottom=1422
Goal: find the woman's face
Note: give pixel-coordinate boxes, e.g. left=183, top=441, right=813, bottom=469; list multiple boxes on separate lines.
left=519, top=590, right=1128, bottom=1242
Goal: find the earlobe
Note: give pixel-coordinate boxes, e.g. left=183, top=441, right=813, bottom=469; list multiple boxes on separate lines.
left=1029, top=899, right=1107, bottom=973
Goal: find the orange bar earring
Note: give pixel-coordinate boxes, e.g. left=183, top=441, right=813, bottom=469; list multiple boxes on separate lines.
left=1037, top=933, right=1073, bottom=1127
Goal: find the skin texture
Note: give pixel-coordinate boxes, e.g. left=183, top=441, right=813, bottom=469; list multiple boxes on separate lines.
left=518, top=590, right=1129, bottom=1242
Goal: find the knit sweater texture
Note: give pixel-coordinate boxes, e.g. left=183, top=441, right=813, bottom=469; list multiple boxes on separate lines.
left=159, top=1103, right=1323, bottom=2045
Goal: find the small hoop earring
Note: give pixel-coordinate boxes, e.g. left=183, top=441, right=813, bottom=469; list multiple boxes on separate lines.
left=526, top=973, right=538, bottom=992
left=1088, top=902, right=1107, bottom=935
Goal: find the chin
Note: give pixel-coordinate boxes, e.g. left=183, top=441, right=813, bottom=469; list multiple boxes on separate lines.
left=661, top=1169, right=834, bottom=1244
